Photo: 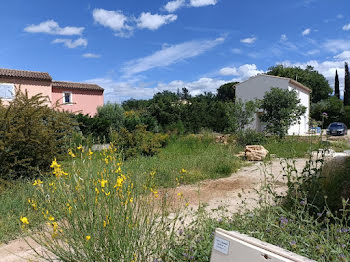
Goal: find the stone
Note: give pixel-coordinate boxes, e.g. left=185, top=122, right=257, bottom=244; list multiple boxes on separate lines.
left=216, top=135, right=228, bottom=145
left=245, top=145, right=269, bottom=161
left=235, top=151, right=245, bottom=158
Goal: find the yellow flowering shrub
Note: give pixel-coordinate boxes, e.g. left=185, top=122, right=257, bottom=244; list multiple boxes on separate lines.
left=24, top=144, right=179, bottom=261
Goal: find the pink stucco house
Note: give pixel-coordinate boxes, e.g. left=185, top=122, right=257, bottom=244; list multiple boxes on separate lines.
left=0, top=68, right=104, bottom=116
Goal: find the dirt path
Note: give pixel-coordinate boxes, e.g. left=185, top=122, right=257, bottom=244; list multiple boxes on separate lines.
left=168, top=158, right=308, bottom=213
left=0, top=158, right=308, bottom=262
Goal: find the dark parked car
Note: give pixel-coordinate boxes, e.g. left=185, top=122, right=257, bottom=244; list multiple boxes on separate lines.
left=327, top=122, right=348, bottom=136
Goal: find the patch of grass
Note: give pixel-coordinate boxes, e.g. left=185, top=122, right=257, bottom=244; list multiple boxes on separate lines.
left=0, top=135, right=243, bottom=243
left=0, top=181, right=43, bottom=244
left=123, top=134, right=244, bottom=187
left=263, top=136, right=324, bottom=158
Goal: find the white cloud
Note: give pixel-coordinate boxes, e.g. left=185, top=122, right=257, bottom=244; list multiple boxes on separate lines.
left=323, top=39, right=350, bottom=53
left=343, top=23, right=350, bottom=31
left=52, top=38, right=87, bottom=48
left=219, top=67, right=239, bottom=76
left=306, top=49, right=320, bottom=55
left=334, top=51, right=350, bottom=60
left=92, top=8, right=133, bottom=37
left=164, top=0, right=185, bottom=12
left=337, top=14, right=344, bottom=19
left=280, top=34, right=288, bottom=41
left=240, top=37, right=257, bottom=44
left=231, top=48, right=242, bottom=54
left=137, top=12, right=177, bottom=30
left=82, top=53, right=101, bottom=58
left=189, top=0, right=218, bottom=7
left=87, top=63, right=263, bottom=103
left=24, top=20, right=84, bottom=35
left=219, top=64, right=264, bottom=78
left=302, top=28, right=311, bottom=36
left=122, top=37, right=225, bottom=76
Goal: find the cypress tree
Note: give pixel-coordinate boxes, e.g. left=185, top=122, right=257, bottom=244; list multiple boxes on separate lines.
left=345, top=62, right=350, bottom=106
left=335, top=69, right=340, bottom=99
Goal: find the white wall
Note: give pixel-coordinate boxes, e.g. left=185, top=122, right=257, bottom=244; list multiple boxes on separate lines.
left=235, top=75, right=310, bottom=135
left=235, top=75, right=289, bottom=103
left=287, top=83, right=310, bottom=135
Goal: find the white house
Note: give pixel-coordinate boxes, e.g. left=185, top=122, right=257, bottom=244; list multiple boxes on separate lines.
left=235, top=74, right=311, bottom=135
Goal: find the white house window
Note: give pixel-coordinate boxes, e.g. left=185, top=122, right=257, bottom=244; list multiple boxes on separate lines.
left=63, top=92, right=72, bottom=104
left=0, top=83, right=14, bottom=99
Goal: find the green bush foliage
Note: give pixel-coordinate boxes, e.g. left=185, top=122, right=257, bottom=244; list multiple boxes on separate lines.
left=310, top=97, right=344, bottom=128
left=235, top=129, right=266, bottom=146
left=110, top=125, right=168, bottom=158
left=97, top=103, right=125, bottom=131
left=0, top=90, right=74, bottom=180
left=73, top=113, right=110, bottom=142
left=260, top=88, right=306, bottom=138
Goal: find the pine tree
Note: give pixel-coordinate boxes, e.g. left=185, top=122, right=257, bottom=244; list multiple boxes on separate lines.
left=335, top=69, right=340, bottom=99
left=345, top=62, right=350, bottom=106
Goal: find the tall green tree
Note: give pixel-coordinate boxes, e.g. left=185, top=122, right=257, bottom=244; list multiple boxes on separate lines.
left=260, top=88, right=306, bottom=138
left=97, top=103, right=125, bottom=131
left=267, top=65, right=332, bottom=103
left=217, top=82, right=238, bottom=102
left=344, top=62, right=350, bottom=106
left=335, top=69, right=340, bottom=99
left=225, top=99, right=257, bottom=133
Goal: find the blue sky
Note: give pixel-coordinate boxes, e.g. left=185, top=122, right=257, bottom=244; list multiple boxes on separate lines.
left=1, top=0, right=350, bottom=102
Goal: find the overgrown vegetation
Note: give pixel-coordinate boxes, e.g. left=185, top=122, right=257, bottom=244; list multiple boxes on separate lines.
left=0, top=90, right=74, bottom=180
left=109, top=125, right=169, bottom=159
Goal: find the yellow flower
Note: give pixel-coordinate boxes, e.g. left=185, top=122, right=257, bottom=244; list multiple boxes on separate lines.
left=77, top=145, right=82, bottom=150
left=50, top=158, right=61, bottom=169
left=100, top=179, right=108, bottom=188
left=20, top=216, right=29, bottom=225
left=68, top=149, right=76, bottom=158
left=86, top=235, right=91, bottom=241
left=114, top=176, right=124, bottom=189
left=177, top=192, right=183, bottom=197
left=51, top=222, right=58, bottom=232
left=88, top=149, right=93, bottom=156
left=48, top=216, right=55, bottom=221
left=129, top=197, right=134, bottom=203
left=95, top=187, right=100, bottom=194
left=180, top=168, right=187, bottom=174
left=33, top=179, right=43, bottom=186
left=105, top=191, right=111, bottom=196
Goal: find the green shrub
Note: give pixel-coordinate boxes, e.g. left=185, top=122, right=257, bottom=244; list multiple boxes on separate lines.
left=96, top=103, right=125, bottom=131
left=235, top=129, right=266, bottom=146
left=0, top=90, right=74, bottom=180
left=23, top=146, right=180, bottom=261
left=110, top=125, right=168, bottom=158
left=73, top=113, right=110, bottom=142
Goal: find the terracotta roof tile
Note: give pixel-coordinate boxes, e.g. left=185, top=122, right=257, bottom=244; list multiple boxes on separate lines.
left=0, top=68, right=52, bottom=81
left=52, top=81, right=104, bottom=91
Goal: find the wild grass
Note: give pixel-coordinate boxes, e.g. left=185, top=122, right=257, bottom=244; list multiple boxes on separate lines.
left=22, top=145, right=181, bottom=261
left=123, top=134, right=244, bottom=187
left=169, top=157, right=350, bottom=262
left=0, top=181, right=43, bottom=243
left=263, top=136, right=329, bottom=158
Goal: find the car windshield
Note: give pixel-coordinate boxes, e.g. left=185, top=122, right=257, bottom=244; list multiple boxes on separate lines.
left=329, top=123, right=343, bottom=128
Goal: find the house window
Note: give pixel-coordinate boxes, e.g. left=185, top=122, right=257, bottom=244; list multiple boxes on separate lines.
left=63, top=92, right=72, bottom=104
left=0, top=83, right=14, bottom=99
